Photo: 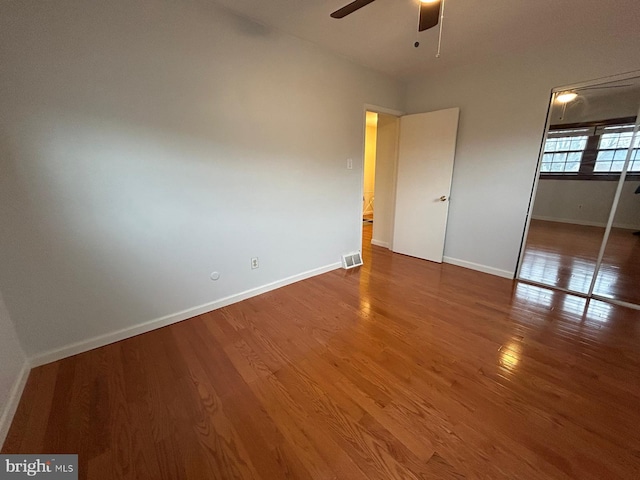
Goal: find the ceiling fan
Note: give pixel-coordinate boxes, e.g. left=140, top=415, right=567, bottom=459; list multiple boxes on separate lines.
left=331, top=0, right=446, bottom=53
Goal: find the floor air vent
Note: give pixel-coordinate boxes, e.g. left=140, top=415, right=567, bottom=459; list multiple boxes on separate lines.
left=342, top=252, right=363, bottom=269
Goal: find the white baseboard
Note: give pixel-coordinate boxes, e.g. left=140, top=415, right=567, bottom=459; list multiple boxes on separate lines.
left=371, top=239, right=390, bottom=248
left=443, top=256, right=514, bottom=279
left=30, top=262, right=341, bottom=367
left=0, top=360, right=30, bottom=448
left=614, top=223, right=640, bottom=231
left=532, top=215, right=606, bottom=228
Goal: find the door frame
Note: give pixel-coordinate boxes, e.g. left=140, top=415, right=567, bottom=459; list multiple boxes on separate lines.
left=359, top=104, right=404, bottom=255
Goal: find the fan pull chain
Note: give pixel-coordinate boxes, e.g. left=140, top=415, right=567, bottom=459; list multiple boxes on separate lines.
left=436, top=0, right=446, bottom=57
left=414, top=5, right=421, bottom=48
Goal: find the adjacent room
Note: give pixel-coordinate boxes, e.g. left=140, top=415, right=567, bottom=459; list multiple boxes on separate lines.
left=1, top=0, right=640, bottom=478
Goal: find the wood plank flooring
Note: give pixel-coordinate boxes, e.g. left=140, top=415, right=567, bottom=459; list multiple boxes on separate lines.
left=3, top=224, right=640, bottom=479
left=520, top=219, right=640, bottom=304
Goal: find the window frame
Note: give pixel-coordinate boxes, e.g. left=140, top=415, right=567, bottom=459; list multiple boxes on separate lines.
left=540, top=116, right=640, bottom=181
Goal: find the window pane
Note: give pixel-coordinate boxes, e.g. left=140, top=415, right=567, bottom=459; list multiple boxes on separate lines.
left=630, top=160, right=640, bottom=172
left=567, top=152, right=582, bottom=163
left=611, top=161, right=625, bottom=171
left=565, top=162, right=580, bottom=172
left=558, top=138, right=572, bottom=150
left=617, top=132, right=632, bottom=148
left=553, top=152, right=567, bottom=163
left=597, top=150, right=614, bottom=161
left=613, top=149, right=628, bottom=161
left=544, top=139, right=557, bottom=152
left=541, top=133, right=588, bottom=176
left=599, top=135, right=618, bottom=149
left=570, top=137, right=587, bottom=150
left=594, top=161, right=611, bottom=172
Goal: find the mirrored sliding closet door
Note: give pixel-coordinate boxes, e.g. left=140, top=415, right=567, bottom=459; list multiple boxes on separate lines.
left=518, top=72, right=640, bottom=309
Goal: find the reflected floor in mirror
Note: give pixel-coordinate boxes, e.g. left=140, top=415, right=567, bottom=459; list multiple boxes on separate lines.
left=594, top=226, right=640, bottom=304
left=520, top=219, right=640, bottom=301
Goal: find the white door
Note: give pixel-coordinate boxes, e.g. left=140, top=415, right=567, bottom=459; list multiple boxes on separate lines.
left=392, top=108, right=459, bottom=262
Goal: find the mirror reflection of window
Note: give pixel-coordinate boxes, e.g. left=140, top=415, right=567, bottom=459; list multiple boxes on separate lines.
left=517, top=73, right=640, bottom=308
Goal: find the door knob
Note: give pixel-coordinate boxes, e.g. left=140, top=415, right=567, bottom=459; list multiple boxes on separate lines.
left=439, top=196, right=448, bottom=202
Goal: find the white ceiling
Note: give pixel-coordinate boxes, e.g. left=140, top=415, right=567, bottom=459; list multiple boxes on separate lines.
left=211, top=0, right=640, bottom=79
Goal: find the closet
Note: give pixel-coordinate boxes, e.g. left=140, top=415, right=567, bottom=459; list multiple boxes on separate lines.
left=517, top=72, right=640, bottom=309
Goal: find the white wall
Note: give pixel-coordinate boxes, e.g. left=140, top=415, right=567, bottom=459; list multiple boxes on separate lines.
left=533, top=180, right=640, bottom=229
left=0, top=0, right=402, bottom=359
left=403, top=12, right=640, bottom=276
left=0, top=291, right=28, bottom=448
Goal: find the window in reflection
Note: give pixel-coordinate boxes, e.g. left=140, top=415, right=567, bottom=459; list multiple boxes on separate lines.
left=541, top=130, right=588, bottom=173
left=514, top=283, right=555, bottom=309
left=519, top=246, right=598, bottom=294
left=566, top=257, right=597, bottom=293
left=561, top=293, right=588, bottom=316
left=584, top=299, right=615, bottom=322
left=518, top=73, right=640, bottom=309
left=519, top=250, right=560, bottom=285
left=514, top=283, right=614, bottom=323
left=595, top=125, right=640, bottom=172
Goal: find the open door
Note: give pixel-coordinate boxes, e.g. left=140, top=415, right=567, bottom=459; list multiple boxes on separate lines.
left=392, top=108, right=459, bottom=263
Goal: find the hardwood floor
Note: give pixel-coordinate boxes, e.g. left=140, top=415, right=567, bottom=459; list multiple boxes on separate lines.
left=4, top=224, right=640, bottom=479
left=520, top=219, right=640, bottom=304
left=595, top=226, right=640, bottom=305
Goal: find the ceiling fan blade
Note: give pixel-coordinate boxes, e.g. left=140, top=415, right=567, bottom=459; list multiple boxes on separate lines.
left=330, top=0, right=377, bottom=19
left=419, top=0, right=441, bottom=32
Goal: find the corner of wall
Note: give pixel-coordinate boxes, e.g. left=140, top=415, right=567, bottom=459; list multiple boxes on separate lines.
left=0, top=360, right=30, bottom=449
left=0, top=290, right=30, bottom=449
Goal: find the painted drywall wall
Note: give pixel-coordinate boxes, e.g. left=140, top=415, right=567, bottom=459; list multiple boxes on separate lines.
left=404, top=10, right=640, bottom=276
left=0, top=0, right=402, bottom=358
left=533, top=180, right=640, bottom=229
left=363, top=116, right=378, bottom=215
left=0, top=291, right=27, bottom=447
left=372, top=114, right=400, bottom=248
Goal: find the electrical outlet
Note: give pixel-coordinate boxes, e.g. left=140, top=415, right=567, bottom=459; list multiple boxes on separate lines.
left=251, top=257, right=259, bottom=269
left=347, top=158, right=353, bottom=170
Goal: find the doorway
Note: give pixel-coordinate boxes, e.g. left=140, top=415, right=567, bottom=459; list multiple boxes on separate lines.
left=360, top=106, right=460, bottom=264
left=362, top=112, right=377, bottom=227
left=361, top=109, right=402, bottom=252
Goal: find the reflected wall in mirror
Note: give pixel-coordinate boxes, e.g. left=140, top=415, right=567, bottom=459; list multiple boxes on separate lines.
left=518, top=73, right=640, bottom=305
